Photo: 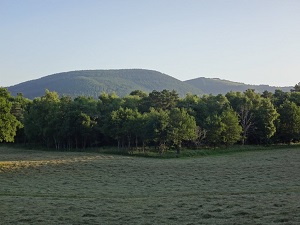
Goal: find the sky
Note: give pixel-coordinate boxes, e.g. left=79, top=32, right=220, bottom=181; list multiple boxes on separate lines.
left=1, top=0, right=299, bottom=87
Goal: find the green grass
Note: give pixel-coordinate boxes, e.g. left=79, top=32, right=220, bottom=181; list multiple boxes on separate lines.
left=0, top=146, right=300, bottom=224
left=96, top=144, right=300, bottom=159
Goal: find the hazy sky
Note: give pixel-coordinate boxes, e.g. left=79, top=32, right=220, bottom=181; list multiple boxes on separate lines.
left=1, top=0, right=299, bottom=87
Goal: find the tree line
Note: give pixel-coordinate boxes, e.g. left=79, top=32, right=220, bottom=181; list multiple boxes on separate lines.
left=1, top=83, right=300, bottom=154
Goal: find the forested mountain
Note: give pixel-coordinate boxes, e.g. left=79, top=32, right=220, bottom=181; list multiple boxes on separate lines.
left=7, top=69, right=293, bottom=99
left=184, top=77, right=292, bottom=95
left=7, top=69, right=203, bottom=99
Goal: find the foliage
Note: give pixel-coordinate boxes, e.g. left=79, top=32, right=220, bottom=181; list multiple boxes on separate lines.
left=110, top=107, right=141, bottom=149
left=290, top=82, right=300, bottom=92
left=276, top=100, right=300, bottom=143
left=145, top=108, right=169, bottom=154
left=0, top=88, right=22, bottom=142
left=226, top=91, right=257, bottom=145
left=204, top=114, right=224, bottom=147
left=251, top=98, right=279, bottom=144
left=220, top=108, right=242, bottom=146
left=24, top=91, right=99, bottom=149
left=167, top=108, right=197, bottom=154
left=3, top=85, right=300, bottom=154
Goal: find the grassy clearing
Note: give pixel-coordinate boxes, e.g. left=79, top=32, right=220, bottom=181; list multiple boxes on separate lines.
left=0, top=146, right=300, bottom=224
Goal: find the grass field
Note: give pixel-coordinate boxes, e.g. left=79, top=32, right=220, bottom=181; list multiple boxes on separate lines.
left=0, top=146, right=299, bottom=224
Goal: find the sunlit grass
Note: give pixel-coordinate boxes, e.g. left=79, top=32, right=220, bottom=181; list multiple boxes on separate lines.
left=0, top=156, right=115, bottom=172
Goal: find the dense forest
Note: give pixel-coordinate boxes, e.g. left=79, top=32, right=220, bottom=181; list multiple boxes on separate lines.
left=1, top=83, right=300, bottom=155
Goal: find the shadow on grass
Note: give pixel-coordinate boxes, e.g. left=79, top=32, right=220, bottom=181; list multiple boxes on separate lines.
left=2, top=143, right=300, bottom=159
left=95, top=144, right=300, bottom=159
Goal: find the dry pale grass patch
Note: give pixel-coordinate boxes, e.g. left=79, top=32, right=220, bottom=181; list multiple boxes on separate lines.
left=0, top=146, right=299, bottom=224
left=0, top=147, right=119, bottom=172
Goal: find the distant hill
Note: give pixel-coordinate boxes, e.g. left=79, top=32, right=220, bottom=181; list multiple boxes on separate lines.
left=184, top=77, right=292, bottom=95
left=7, top=69, right=293, bottom=99
left=7, top=69, right=203, bottom=99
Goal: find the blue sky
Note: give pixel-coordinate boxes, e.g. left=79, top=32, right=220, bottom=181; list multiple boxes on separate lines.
left=1, top=0, right=299, bottom=87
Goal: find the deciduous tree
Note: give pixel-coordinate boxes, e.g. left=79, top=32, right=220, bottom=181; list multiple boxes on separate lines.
left=221, top=108, right=242, bottom=146
left=0, top=88, right=22, bottom=142
left=167, top=108, right=197, bottom=155
left=251, top=98, right=278, bottom=144
left=276, top=100, right=300, bottom=143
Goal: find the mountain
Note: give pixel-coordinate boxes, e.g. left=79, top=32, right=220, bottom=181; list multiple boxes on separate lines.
left=184, top=77, right=292, bottom=95
left=7, top=69, right=203, bottom=99
left=7, top=69, right=293, bottom=99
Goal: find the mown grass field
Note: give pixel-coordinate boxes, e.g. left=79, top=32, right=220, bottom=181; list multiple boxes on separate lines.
left=0, top=146, right=299, bottom=225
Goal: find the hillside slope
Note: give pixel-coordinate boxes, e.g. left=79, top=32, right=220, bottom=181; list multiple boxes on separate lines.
left=184, top=77, right=291, bottom=95
left=8, top=69, right=203, bottom=99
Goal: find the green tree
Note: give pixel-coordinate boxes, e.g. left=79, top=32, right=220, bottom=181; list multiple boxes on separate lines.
left=8, top=93, right=30, bottom=143
left=273, top=89, right=290, bottom=108
left=261, top=90, right=273, bottom=99
left=291, top=82, right=300, bottom=92
left=97, top=92, right=123, bottom=144
left=25, top=92, right=100, bottom=149
left=70, top=96, right=99, bottom=148
left=110, top=107, right=141, bottom=150
left=0, top=88, right=22, bottom=142
left=129, top=90, right=148, bottom=98
left=192, top=94, right=231, bottom=147
left=146, top=108, right=169, bottom=154
left=10, top=93, right=30, bottom=122
left=220, top=108, right=242, bottom=146
left=122, top=95, right=141, bottom=110
left=289, top=92, right=300, bottom=107
left=177, top=93, right=200, bottom=117
left=167, top=108, right=197, bottom=155
left=24, top=90, right=61, bottom=147
left=134, top=112, right=152, bottom=151
left=79, top=112, right=97, bottom=148
left=142, top=89, right=179, bottom=111
left=57, top=96, right=74, bottom=149
left=195, top=94, right=230, bottom=128
left=276, top=100, right=300, bottom=143
left=226, top=91, right=256, bottom=145
left=251, top=98, right=279, bottom=144
left=204, top=114, right=224, bottom=147
left=98, top=92, right=123, bottom=114
left=178, top=93, right=200, bottom=110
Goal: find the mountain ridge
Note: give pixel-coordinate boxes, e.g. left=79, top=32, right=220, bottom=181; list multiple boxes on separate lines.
left=185, top=77, right=291, bottom=95
left=7, top=69, right=203, bottom=99
left=6, top=69, right=292, bottom=99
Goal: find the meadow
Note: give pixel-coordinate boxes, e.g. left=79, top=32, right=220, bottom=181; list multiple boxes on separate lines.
left=0, top=146, right=299, bottom=224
